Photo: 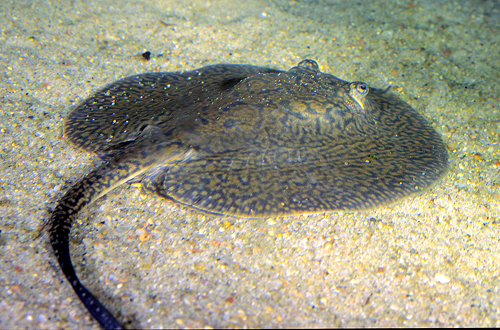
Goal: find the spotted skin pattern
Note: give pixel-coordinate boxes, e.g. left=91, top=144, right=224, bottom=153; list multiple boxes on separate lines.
left=49, top=60, right=448, bottom=328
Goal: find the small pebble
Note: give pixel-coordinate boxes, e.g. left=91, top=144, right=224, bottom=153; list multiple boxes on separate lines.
left=435, top=273, right=451, bottom=284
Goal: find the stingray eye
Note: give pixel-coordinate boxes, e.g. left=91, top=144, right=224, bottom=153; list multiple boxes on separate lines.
left=347, top=82, right=370, bottom=112
left=356, top=82, right=368, bottom=95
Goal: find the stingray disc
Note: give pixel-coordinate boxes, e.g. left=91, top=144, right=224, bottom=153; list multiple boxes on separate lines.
left=66, top=59, right=449, bottom=217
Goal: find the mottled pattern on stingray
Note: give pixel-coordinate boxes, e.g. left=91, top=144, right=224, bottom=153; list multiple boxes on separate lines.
left=64, top=59, right=448, bottom=218
left=64, top=64, right=281, bottom=155
left=52, top=59, right=449, bottom=328
left=141, top=86, right=448, bottom=217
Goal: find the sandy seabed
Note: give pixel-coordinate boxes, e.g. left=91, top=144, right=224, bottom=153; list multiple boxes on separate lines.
left=1, top=0, right=499, bottom=328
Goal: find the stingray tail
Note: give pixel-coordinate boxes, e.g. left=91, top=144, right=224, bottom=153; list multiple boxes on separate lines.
left=49, top=126, right=185, bottom=329
left=49, top=164, right=131, bottom=329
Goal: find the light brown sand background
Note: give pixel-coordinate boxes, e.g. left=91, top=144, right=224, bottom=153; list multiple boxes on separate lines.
left=1, top=0, right=499, bottom=328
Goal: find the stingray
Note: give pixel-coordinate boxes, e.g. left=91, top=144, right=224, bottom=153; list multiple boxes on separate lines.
left=49, top=59, right=448, bottom=328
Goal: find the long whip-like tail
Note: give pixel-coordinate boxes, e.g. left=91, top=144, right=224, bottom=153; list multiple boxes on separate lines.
left=49, top=127, right=185, bottom=329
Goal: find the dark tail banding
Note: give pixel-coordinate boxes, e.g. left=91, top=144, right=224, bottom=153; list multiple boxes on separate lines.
left=49, top=168, right=125, bottom=329
left=48, top=128, right=185, bottom=329
left=51, top=239, right=123, bottom=329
